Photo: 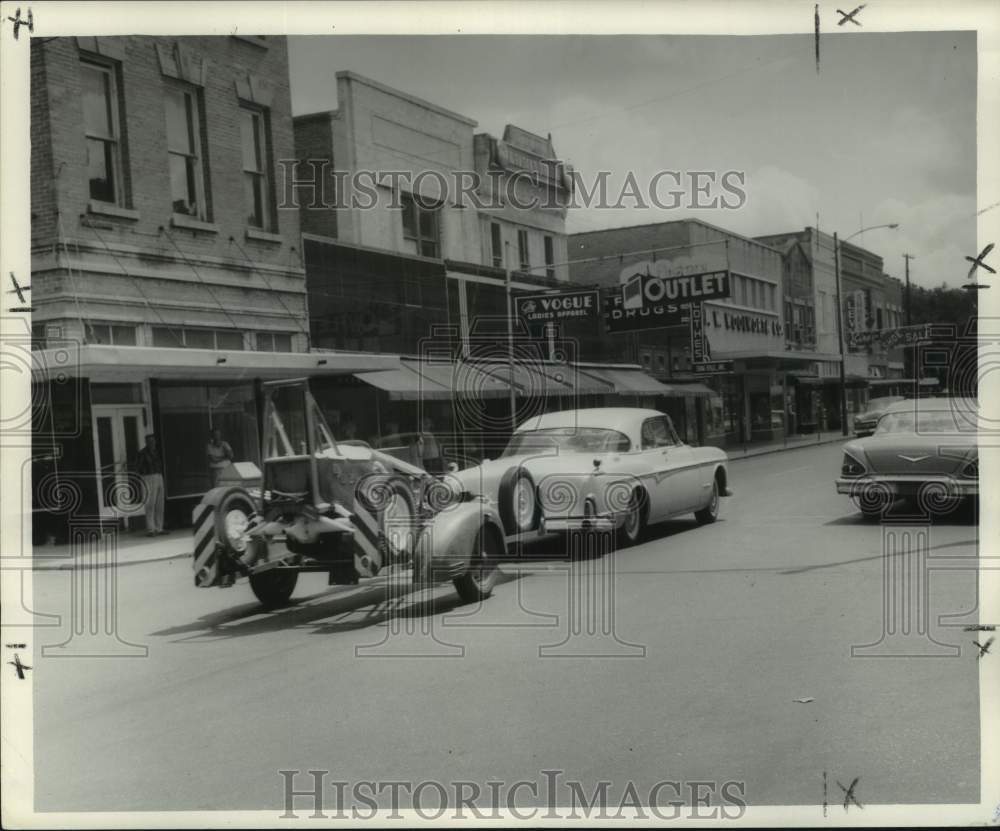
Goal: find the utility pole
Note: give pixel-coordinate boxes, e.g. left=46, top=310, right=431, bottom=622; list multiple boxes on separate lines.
left=833, top=232, right=848, bottom=437
left=903, top=253, right=915, bottom=326
left=504, top=240, right=517, bottom=432
left=903, top=253, right=915, bottom=382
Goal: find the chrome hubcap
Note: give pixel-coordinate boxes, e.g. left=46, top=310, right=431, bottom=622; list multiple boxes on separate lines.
left=224, top=509, right=250, bottom=552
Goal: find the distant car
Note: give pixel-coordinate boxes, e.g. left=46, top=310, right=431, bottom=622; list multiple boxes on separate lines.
left=451, top=408, right=732, bottom=547
left=853, top=396, right=906, bottom=437
left=836, top=397, right=978, bottom=518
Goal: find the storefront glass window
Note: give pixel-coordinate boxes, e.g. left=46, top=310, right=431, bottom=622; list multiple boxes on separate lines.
left=158, top=383, right=259, bottom=498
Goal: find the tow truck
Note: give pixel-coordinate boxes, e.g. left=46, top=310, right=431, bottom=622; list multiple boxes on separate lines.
left=191, top=378, right=506, bottom=608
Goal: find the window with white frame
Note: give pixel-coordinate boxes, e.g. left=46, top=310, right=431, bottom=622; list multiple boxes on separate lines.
left=517, top=229, right=530, bottom=272
left=239, top=105, right=273, bottom=229
left=544, top=235, right=555, bottom=279
left=490, top=222, right=503, bottom=268
left=85, top=321, right=138, bottom=346
left=152, top=326, right=244, bottom=350
left=165, top=83, right=209, bottom=220
left=256, top=332, right=293, bottom=352
left=81, top=58, right=126, bottom=205
left=401, top=192, right=440, bottom=258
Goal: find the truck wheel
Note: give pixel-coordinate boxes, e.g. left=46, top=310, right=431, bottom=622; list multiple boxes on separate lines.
left=214, top=489, right=257, bottom=555
left=497, top=467, right=539, bottom=535
left=249, top=569, right=298, bottom=608
left=453, top=527, right=502, bottom=603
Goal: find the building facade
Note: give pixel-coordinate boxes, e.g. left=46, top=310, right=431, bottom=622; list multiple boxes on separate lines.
left=29, top=36, right=396, bottom=540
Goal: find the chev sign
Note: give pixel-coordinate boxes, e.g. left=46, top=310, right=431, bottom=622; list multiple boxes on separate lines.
left=603, top=292, right=689, bottom=333
left=622, top=270, right=731, bottom=310
left=516, top=289, right=599, bottom=323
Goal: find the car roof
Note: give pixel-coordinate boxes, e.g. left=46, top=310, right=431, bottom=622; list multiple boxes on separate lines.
left=515, top=408, right=664, bottom=435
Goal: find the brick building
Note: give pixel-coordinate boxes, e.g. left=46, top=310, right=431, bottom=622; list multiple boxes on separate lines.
left=29, top=36, right=393, bottom=539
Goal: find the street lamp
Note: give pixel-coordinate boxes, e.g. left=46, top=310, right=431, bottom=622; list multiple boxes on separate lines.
left=833, top=222, right=900, bottom=436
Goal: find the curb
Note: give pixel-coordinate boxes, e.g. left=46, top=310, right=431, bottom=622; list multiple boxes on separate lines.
left=31, top=551, right=190, bottom=572
left=728, top=434, right=846, bottom=461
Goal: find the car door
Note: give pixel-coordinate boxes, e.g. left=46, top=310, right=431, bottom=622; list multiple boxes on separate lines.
left=662, top=421, right=713, bottom=513
left=638, top=415, right=685, bottom=521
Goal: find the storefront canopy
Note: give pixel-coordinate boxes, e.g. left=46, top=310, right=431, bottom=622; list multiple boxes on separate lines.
left=404, top=359, right=510, bottom=399
left=669, top=382, right=715, bottom=398
left=575, top=365, right=675, bottom=396
left=30, top=344, right=401, bottom=384
left=869, top=377, right=940, bottom=388
left=354, top=366, right=454, bottom=400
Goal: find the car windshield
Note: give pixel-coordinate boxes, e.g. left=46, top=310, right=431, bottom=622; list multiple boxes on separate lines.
left=874, top=410, right=972, bottom=435
left=503, top=427, right=631, bottom=456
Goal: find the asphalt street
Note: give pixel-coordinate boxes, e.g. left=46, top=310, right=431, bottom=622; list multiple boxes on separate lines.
left=31, top=441, right=981, bottom=814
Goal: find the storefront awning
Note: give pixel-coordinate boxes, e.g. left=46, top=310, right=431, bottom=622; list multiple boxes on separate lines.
left=797, top=374, right=869, bottom=388
left=669, top=382, right=715, bottom=398
left=354, top=366, right=454, bottom=400
left=403, top=359, right=510, bottom=399
left=869, top=377, right=940, bottom=387
left=31, top=344, right=401, bottom=383
left=575, top=365, right=674, bottom=396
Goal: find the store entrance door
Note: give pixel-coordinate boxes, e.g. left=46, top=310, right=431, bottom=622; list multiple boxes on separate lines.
left=92, top=405, right=146, bottom=525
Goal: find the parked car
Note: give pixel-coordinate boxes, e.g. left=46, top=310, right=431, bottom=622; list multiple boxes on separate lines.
left=451, top=408, right=732, bottom=548
left=836, top=397, right=978, bottom=518
left=853, top=395, right=906, bottom=437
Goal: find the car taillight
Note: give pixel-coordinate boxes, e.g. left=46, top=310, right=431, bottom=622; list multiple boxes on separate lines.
left=962, top=460, right=978, bottom=478
left=841, top=454, right=866, bottom=476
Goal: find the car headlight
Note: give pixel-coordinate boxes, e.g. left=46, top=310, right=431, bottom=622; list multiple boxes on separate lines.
left=841, top=453, right=866, bottom=477
left=962, top=459, right=978, bottom=479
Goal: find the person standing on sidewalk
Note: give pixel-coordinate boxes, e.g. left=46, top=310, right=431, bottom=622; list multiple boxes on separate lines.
left=206, top=428, right=234, bottom=486
left=136, top=433, right=166, bottom=536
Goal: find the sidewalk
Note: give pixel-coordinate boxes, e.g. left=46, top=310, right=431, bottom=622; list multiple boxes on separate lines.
left=726, top=429, right=847, bottom=460
left=31, top=528, right=192, bottom=571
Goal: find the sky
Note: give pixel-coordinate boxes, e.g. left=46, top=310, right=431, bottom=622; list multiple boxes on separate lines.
left=288, top=32, right=977, bottom=289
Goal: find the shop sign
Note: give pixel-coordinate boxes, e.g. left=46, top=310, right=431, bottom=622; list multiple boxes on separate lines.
left=713, top=309, right=783, bottom=337
left=690, top=303, right=711, bottom=363
left=516, top=289, right=599, bottom=323
left=603, top=292, right=689, bottom=333
left=848, top=323, right=931, bottom=350
left=692, top=360, right=734, bottom=375
left=621, top=269, right=731, bottom=310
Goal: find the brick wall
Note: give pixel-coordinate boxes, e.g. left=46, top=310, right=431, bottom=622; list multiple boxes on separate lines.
left=292, top=112, right=339, bottom=239
left=31, top=35, right=307, bottom=347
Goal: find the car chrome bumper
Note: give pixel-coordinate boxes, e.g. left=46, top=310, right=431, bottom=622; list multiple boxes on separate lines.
left=836, top=476, right=978, bottom=496
left=544, top=515, right=617, bottom=533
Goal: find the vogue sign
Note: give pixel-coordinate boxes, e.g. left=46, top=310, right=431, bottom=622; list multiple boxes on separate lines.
left=516, top=289, right=599, bottom=323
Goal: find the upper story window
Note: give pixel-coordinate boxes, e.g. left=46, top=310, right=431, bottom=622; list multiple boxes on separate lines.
left=85, top=321, right=137, bottom=346
left=152, top=326, right=244, bottom=350
left=517, top=229, right=530, bottom=272
left=82, top=58, right=126, bottom=205
left=544, top=235, right=555, bottom=279
left=256, top=332, right=293, bottom=352
left=490, top=222, right=503, bottom=268
left=239, top=105, right=274, bottom=230
left=401, top=192, right=440, bottom=258
left=165, top=84, right=209, bottom=220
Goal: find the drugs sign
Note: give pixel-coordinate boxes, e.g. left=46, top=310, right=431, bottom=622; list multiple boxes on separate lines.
left=603, top=292, right=689, bottom=333
left=516, top=289, right=599, bottom=323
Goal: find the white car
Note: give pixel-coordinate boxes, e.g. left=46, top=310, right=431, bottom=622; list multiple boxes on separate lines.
left=451, top=408, right=732, bottom=547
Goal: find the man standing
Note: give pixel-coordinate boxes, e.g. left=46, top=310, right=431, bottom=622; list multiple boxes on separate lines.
left=136, top=433, right=166, bottom=536
left=206, top=428, right=234, bottom=486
